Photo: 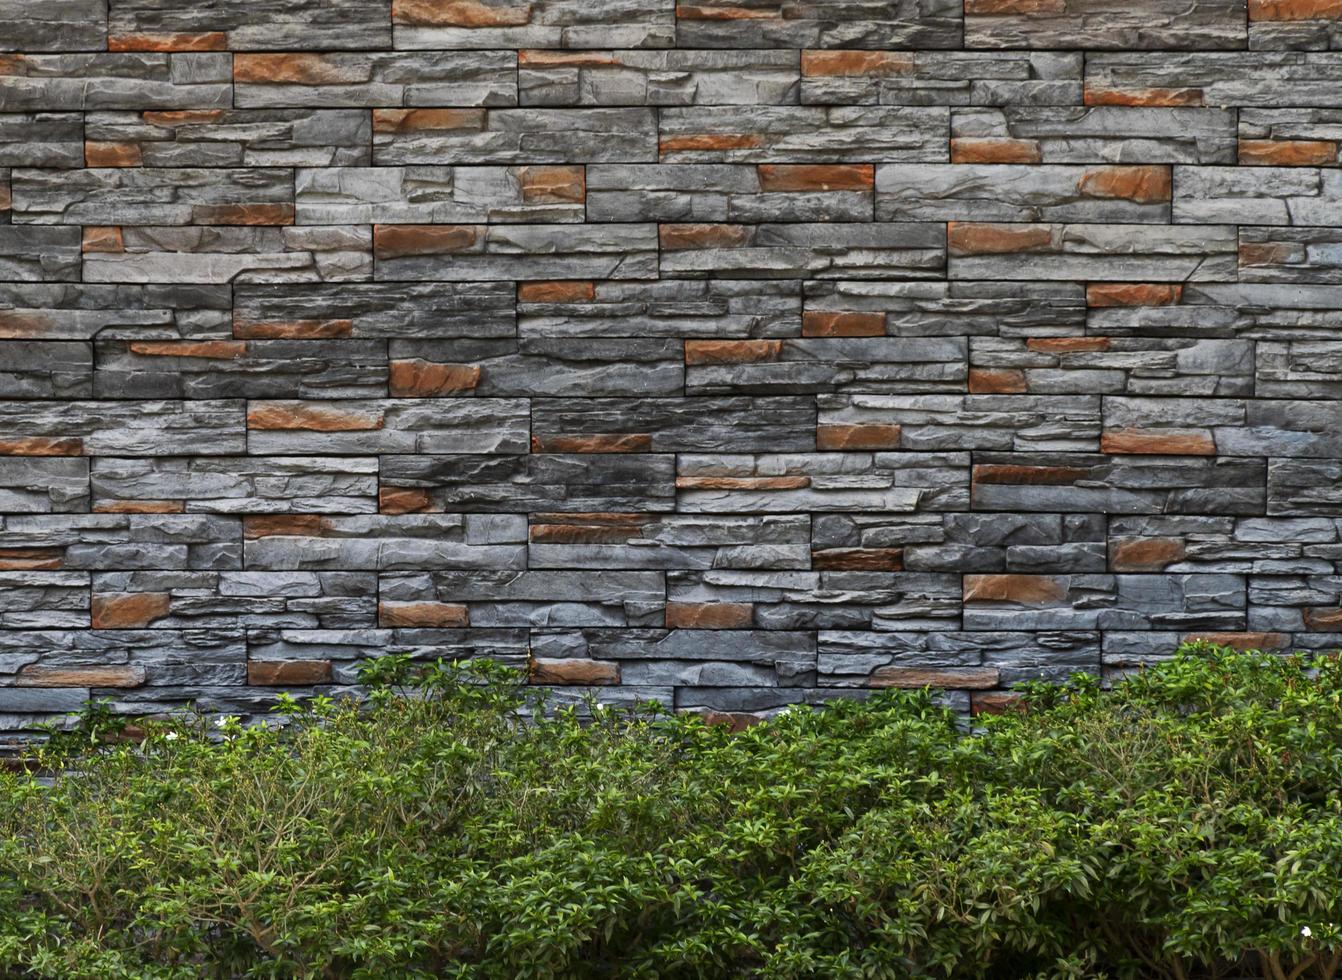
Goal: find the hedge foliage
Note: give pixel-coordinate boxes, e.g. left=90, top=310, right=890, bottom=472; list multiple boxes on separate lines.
left=0, top=644, right=1340, bottom=979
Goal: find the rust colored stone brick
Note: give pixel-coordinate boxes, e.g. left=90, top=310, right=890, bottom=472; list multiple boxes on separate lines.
left=948, top=222, right=1053, bottom=255
left=869, top=666, right=1001, bottom=689
left=372, top=109, right=486, bottom=133
left=248, top=660, right=334, bottom=685
left=1182, top=632, right=1290, bottom=650
left=0, top=437, right=84, bottom=456
left=394, top=0, right=533, bottom=26
left=800, top=51, right=914, bottom=76
left=1238, top=139, right=1338, bottom=166
left=92, top=593, right=171, bottom=629
left=1111, top=537, right=1186, bottom=572
left=1101, top=428, right=1217, bottom=455
left=810, top=548, right=904, bottom=570
left=676, top=475, right=810, bottom=490
left=963, top=574, right=1067, bottom=605
left=519, top=166, right=586, bottom=203
left=1086, top=283, right=1183, bottom=307
left=518, top=280, right=596, bottom=303
left=973, top=464, right=1088, bottom=485
left=529, top=513, right=649, bottom=543
left=82, top=227, right=123, bottom=253
left=684, top=339, right=782, bottom=365
left=128, top=340, right=247, bottom=359
left=94, top=500, right=188, bottom=514
left=816, top=423, right=901, bottom=450
left=378, top=601, right=470, bottom=628
left=968, top=368, right=1028, bottom=393
left=529, top=657, right=620, bottom=685
left=375, top=224, right=478, bottom=258
left=389, top=359, right=482, bottom=396
left=247, top=404, right=385, bottom=431
left=109, top=32, right=228, bottom=50
left=1076, top=166, right=1171, bottom=203
left=757, top=164, right=874, bottom=192
left=801, top=311, right=885, bottom=337
left=1250, top=0, right=1342, bottom=18
left=233, top=54, right=363, bottom=84
left=660, top=224, right=751, bottom=249
left=950, top=138, right=1042, bottom=164
left=1084, top=85, right=1204, bottom=106
left=665, top=601, right=753, bottom=628
left=242, top=515, right=331, bottom=538
left=379, top=487, right=435, bottom=514
left=1025, top=337, right=1110, bottom=353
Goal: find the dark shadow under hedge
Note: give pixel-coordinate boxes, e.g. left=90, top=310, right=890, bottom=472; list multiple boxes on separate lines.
left=0, top=643, right=1340, bottom=979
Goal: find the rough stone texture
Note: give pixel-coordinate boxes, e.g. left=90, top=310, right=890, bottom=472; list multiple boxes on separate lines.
left=1, top=0, right=1341, bottom=734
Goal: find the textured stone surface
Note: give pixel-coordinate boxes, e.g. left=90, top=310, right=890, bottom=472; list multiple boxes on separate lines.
left=1, top=0, right=1341, bottom=733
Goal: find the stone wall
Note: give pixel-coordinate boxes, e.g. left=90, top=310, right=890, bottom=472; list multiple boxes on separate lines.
left=2, top=0, right=1341, bottom=734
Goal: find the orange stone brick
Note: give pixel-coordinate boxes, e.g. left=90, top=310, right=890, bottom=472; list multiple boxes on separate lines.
left=518, top=165, right=586, bottom=203
left=378, top=601, right=469, bottom=628
left=1086, top=283, right=1183, bottom=307
left=950, top=137, right=1042, bottom=164
left=128, top=340, right=247, bottom=359
left=394, top=0, right=533, bottom=26
left=1303, top=607, right=1342, bottom=629
left=0, top=549, right=63, bottom=571
left=529, top=657, right=620, bottom=685
left=233, top=53, right=362, bottom=84
left=518, top=51, right=621, bottom=66
left=530, top=433, right=653, bottom=453
left=529, top=513, right=648, bottom=543
left=374, top=224, right=478, bottom=258
left=1084, top=84, right=1204, bottom=107
left=92, top=593, right=171, bottom=629
left=247, top=403, right=384, bottom=431
left=948, top=222, right=1053, bottom=255
left=17, top=665, right=147, bottom=688
left=660, top=224, right=750, bottom=249
left=109, top=31, right=227, bottom=51
left=816, top=423, right=901, bottom=450
left=93, top=499, right=187, bottom=514
left=1238, top=139, right=1338, bottom=166
left=1110, top=537, right=1185, bottom=572
left=1250, top=0, right=1342, bottom=18
left=1239, top=241, right=1300, bottom=267
left=968, top=368, right=1028, bottom=393
left=810, top=548, right=904, bottom=571
left=801, top=311, right=885, bottom=337
left=1101, top=427, right=1216, bottom=455
left=973, top=463, right=1088, bottom=485
left=971, top=691, right=1026, bottom=715
left=1025, top=336, right=1110, bottom=353
left=82, top=227, right=123, bottom=253
left=379, top=487, right=435, bottom=514
left=1076, top=165, right=1171, bottom=203
left=242, top=515, right=331, bottom=539
left=248, top=660, right=333, bottom=685
left=233, top=318, right=354, bottom=339
left=684, top=339, right=782, bottom=365
left=665, top=601, right=754, bottom=628
left=518, top=280, right=596, bottom=303
left=84, top=141, right=143, bottom=167
left=676, top=475, right=810, bottom=490
left=659, top=134, right=763, bottom=154
left=1182, top=631, right=1290, bottom=650
left=389, top=359, right=482, bottom=396
left=800, top=50, right=914, bottom=76
left=0, top=437, right=84, bottom=456
left=192, top=203, right=296, bottom=225
left=757, top=164, right=874, bottom=192
left=869, top=666, right=1000, bottom=689
left=963, top=574, right=1067, bottom=605
left=676, top=4, right=781, bottom=18
left=0, top=312, right=59, bottom=338
left=141, top=110, right=224, bottom=126
left=372, top=108, right=486, bottom=133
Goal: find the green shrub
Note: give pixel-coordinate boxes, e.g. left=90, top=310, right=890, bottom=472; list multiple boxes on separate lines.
left=0, top=645, right=1338, bottom=979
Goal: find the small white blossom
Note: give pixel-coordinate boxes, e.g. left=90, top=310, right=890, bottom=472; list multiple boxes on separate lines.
left=163, top=732, right=179, bottom=741
left=1302, top=927, right=1313, bottom=938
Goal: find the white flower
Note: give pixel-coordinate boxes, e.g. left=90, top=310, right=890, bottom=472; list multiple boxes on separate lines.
left=163, top=732, right=179, bottom=741
left=1302, top=926, right=1313, bottom=938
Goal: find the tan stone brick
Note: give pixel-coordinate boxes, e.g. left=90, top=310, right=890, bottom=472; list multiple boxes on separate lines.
left=529, top=657, right=620, bottom=685
left=1101, top=427, right=1216, bottom=455
left=1111, top=537, right=1186, bottom=572
left=389, top=359, right=482, bottom=396
left=665, top=601, right=753, bottom=628
left=378, top=601, right=469, bottom=628
left=248, top=660, right=333, bottom=685
left=963, top=574, right=1067, bottom=604
left=816, top=423, right=901, bottom=450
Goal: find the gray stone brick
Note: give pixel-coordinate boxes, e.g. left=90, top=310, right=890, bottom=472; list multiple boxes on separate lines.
left=674, top=0, right=962, bottom=49
left=108, top=0, right=391, bottom=50
left=234, top=52, right=516, bottom=109
left=0, top=114, right=84, bottom=168
left=393, top=0, right=675, bottom=50
left=245, top=399, right=530, bottom=455
left=657, top=106, right=949, bottom=162
left=951, top=106, right=1237, bottom=164
left=801, top=51, right=1080, bottom=106
left=965, top=0, right=1245, bottom=50
left=520, top=50, right=800, bottom=105
left=0, top=0, right=107, bottom=52
left=0, top=54, right=231, bottom=111
left=84, top=110, right=373, bottom=167
left=373, top=108, right=655, bottom=164
left=90, top=457, right=379, bottom=514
